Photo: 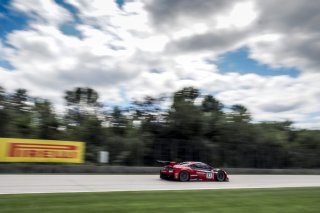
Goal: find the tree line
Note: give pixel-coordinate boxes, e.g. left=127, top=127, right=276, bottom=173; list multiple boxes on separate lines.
left=0, top=86, right=319, bottom=168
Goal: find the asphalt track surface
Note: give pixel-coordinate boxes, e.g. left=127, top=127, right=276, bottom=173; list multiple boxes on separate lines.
left=0, top=175, right=319, bottom=194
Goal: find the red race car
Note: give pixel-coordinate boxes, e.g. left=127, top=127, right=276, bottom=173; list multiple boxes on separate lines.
left=159, top=161, right=229, bottom=182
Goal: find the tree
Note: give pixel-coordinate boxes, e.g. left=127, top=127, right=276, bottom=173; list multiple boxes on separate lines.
left=64, top=87, right=104, bottom=161
left=172, top=87, right=199, bottom=108
left=10, top=89, right=30, bottom=111
left=169, top=87, right=203, bottom=137
left=159, top=87, right=204, bottom=161
left=109, top=106, right=128, bottom=135
left=200, top=95, right=225, bottom=164
left=0, top=86, right=9, bottom=137
left=0, top=85, right=319, bottom=168
left=131, top=96, right=162, bottom=121
left=290, top=130, right=320, bottom=168
left=7, top=89, right=33, bottom=138
left=230, top=104, right=251, bottom=123
left=65, top=87, right=99, bottom=107
left=201, top=94, right=225, bottom=139
left=201, top=95, right=223, bottom=113
left=33, top=99, right=61, bottom=139
left=64, top=87, right=101, bottom=126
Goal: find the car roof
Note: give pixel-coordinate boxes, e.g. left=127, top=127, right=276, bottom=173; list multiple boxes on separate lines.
left=178, top=161, right=206, bottom=165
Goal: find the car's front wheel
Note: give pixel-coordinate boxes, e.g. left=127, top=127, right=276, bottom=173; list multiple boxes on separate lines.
left=160, top=172, right=165, bottom=179
left=216, top=170, right=226, bottom=182
left=179, top=171, right=190, bottom=182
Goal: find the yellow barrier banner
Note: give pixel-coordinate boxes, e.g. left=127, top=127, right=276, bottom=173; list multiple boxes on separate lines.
left=0, top=138, right=85, bottom=163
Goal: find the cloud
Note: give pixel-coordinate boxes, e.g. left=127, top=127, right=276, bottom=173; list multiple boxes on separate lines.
left=256, top=0, right=320, bottom=34
left=144, top=0, right=242, bottom=30
left=166, top=29, right=249, bottom=54
left=146, top=0, right=258, bottom=56
left=246, top=0, right=320, bottom=72
left=260, top=102, right=303, bottom=113
left=145, top=0, right=320, bottom=74
left=248, top=32, right=320, bottom=72
left=11, top=0, right=72, bottom=26
left=0, top=0, right=320, bottom=129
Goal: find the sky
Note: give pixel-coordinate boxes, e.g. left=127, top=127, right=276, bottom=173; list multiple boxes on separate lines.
left=0, top=0, right=320, bottom=129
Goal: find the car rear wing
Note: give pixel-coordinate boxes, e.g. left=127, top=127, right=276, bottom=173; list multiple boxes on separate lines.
left=157, top=160, right=177, bottom=166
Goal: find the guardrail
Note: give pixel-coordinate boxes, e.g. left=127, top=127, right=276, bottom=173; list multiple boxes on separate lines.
left=0, top=164, right=320, bottom=174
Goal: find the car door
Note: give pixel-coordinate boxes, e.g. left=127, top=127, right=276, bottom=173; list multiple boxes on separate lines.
left=201, top=163, right=214, bottom=180
left=190, top=163, right=210, bottom=180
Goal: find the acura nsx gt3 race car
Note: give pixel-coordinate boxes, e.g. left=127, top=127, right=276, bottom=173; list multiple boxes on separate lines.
left=159, top=161, right=229, bottom=182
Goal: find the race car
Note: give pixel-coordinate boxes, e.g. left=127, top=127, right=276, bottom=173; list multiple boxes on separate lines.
left=158, top=161, right=229, bottom=182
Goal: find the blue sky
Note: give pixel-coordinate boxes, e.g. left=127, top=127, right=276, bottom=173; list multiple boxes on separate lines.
left=0, top=0, right=26, bottom=70
left=0, top=0, right=319, bottom=129
left=0, top=0, right=27, bottom=38
left=216, top=48, right=300, bottom=78
left=55, top=0, right=82, bottom=38
left=0, top=0, right=124, bottom=40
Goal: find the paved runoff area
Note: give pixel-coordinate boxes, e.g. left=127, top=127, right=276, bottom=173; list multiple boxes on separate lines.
left=0, top=175, right=319, bottom=194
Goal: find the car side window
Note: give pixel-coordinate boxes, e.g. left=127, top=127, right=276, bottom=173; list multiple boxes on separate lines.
left=203, top=164, right=212, bottom=170
left=198, top=163, right=211, bottom=170
left=190, top=163, right=200, bottom=169
left=190, top=163, right=212, bottom=170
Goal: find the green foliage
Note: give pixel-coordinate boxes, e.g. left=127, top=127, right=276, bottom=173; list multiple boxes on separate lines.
left=65, top=87, right=99, bottom=107
left=0, top=86, right=9, bottom=137
left=5, top=89, right=33, bottom=138
left=1, top=188, right=320, bottom=213
left=229, top=104, right=251, bottom=123
left=0, top=85, right=319, bottom=168
left=202, top=95, right=223, bottom=113
left=33, top=99, right=61, bottom=139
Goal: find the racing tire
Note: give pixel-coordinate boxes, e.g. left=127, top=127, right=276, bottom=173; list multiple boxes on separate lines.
left=179, top=171, right=190, bottom=182
left=216, top=170, right=226, bottom=182
left=160, top=173, right=165, bottom=179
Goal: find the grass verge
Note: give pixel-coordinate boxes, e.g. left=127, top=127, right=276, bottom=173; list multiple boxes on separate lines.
left=0, top=187, right=319, bottom=213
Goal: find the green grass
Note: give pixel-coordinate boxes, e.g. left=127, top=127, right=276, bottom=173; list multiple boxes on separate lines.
left=0, top=188, right=319, bottom=213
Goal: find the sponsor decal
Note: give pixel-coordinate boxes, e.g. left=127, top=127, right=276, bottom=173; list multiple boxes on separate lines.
left=196, top=171, right=206, bottom=175
left=206, top=172, right=213, bottom=179
left=8, top=143, right=78, bottom=159
left=0, top=138, right=84, bottom=163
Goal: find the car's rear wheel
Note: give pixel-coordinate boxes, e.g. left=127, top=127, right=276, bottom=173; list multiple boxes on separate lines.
left=179, top=171, right=190, bottom=182
left=216, top=170, right=226, bottom=182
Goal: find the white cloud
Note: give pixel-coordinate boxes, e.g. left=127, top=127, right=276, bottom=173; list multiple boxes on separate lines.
left=11, top=0, right=72, bottom=26
left=0, top=0, right=320, bottom=129
left=216, top=1, right=258, bottom=29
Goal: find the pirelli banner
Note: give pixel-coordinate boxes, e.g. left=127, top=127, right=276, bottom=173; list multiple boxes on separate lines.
left=0, top=138, right=85, bottom=163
